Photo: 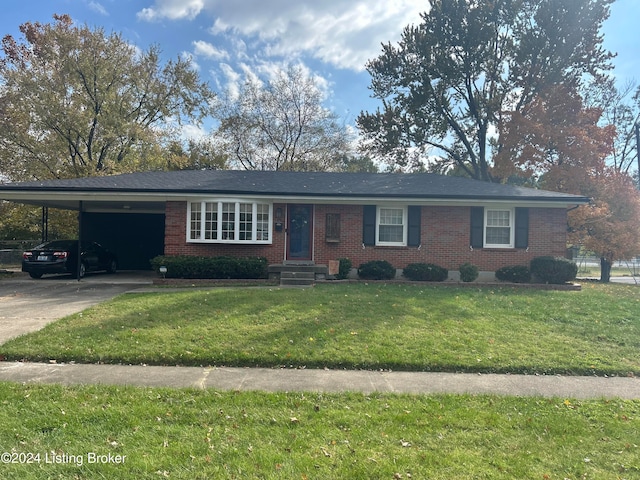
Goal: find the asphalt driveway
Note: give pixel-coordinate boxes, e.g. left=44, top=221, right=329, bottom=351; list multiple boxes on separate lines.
left=0, top=271, right=154, bottom=344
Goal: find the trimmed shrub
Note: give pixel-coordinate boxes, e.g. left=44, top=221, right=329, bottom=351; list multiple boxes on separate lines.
left=358, top=260, right=396, bottom=280
left=530, top=256, right=578, bottom=284
left=336, top=258, right=352, bottom=280
left=403, top=263, right=448, bottom=282
left=459, top=262, right=479, bottom=282
left=495, top=265, right=531, bottom=283
left=150, top=255, right=268, bottom=279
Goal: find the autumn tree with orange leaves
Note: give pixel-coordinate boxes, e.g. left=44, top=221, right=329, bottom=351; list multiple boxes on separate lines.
left=495, top=85, right=640, bottom=282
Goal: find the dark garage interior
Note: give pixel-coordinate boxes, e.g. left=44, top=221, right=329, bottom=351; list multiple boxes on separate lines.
left=81, top=212, right=165, bottom=270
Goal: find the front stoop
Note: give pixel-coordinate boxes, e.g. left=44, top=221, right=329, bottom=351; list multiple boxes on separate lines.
left=268, top=264, right=328, bottom=287
left=280, top=271, right=316, bottom=287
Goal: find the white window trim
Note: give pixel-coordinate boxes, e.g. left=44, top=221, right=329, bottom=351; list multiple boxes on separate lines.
left=376, top=206, right=407, bottom=246
left=484, top=207, right=514, bottom=249
left=187, top=200, right=273, bottom=244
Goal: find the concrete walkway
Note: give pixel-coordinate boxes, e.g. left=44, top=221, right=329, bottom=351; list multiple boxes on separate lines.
left=0, top=361, right=639, bottom=399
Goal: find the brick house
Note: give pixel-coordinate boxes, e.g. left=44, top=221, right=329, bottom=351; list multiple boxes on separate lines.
left=0, top=170, right=589, bottom=277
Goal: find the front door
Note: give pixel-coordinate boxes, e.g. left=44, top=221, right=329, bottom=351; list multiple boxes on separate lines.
left=287, top=204, right=313, bottom=261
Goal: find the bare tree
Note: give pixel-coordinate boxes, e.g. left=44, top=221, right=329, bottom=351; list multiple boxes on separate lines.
left=212, top=65, right=352, bottom=171
left=584, top=78, right=640, bottom=178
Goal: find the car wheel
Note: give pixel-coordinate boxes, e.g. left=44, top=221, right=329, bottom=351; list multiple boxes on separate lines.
left=77, top=262, right=87, bottom=279
left=29, top=272, right=43, bottom=279
left=107, top=259, right=117, bottom=274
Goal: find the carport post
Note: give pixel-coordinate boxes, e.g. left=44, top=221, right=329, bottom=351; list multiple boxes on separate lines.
left=77, top=201, right=83, bottom=282
left=41, top=207, right=48, bottom=243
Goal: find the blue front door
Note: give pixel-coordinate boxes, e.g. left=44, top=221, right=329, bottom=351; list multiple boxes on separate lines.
left=287, top=205, right=313, bottom=260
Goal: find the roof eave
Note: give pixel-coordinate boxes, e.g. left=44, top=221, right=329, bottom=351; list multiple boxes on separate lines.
left=0, top=188, right=591, bottom=209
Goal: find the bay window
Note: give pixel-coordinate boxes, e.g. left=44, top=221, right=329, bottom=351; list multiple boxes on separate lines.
left=188, top=201, right=272, bottom=244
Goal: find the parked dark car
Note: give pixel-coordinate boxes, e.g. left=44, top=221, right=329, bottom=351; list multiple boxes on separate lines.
left=22, top=240, right=117, bottom=279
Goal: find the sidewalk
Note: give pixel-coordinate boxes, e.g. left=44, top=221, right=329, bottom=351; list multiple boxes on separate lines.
left=1, top=361, right=639, bottom=399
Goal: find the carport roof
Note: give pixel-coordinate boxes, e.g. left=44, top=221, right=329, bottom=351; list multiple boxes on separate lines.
left=0, top=170, right=590, bottom=211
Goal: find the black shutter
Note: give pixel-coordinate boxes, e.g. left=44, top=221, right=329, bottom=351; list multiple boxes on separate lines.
left=470, top=207, right=484, bottom=248
left=407, top=206, right=421, bottom=247
left=363, top=205, right=376, bottom=246
left=514, top=207, right=529, bottom=248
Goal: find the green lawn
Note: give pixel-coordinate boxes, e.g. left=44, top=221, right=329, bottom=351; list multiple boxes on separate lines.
left=2, top=283, right=640, bottom=479
left=1, top=282, right=639, bottom=376
left=0, top=382, right=638, bottom=479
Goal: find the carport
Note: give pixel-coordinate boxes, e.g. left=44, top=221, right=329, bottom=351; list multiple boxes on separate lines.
left=0, top=184, right=166, bottom=272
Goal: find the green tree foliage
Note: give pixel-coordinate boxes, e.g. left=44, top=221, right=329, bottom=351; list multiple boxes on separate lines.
left=212, top=64, right=352, bottom=171
left=338, top=155, right=379, bottom=173
left=0, top=203, right=77, bottom=244
left=357, top=0, right=614, bottom=180
left=162, top=139, right=228, bottom=171
left=0, top=14, right=215, bottom=181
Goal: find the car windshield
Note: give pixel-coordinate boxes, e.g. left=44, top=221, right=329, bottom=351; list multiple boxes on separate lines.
left=34, top=240, right=77, bottom=250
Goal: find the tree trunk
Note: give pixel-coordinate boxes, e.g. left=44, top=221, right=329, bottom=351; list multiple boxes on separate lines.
left=600, top=257, right=612, bottom=283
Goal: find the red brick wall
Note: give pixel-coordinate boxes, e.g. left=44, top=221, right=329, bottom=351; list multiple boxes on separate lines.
left=164, top=201, right=286, bottom=264
left=164, top=201, right=568, bottom=271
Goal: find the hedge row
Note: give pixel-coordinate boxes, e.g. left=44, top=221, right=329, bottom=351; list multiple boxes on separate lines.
left=355, top=260, right=451, bottom=282
left=356, top=256, right=577, bottom=284
left=403, top=262, right=449, bottom=282
left=530, top=256, right=578, bottom=284
left=151, top=255, right=577, bottom=284
left=496, top=256, right=578, bottom=284
left=495, top=265, right=531, bottom=283
left=150, top=255, right=268, bottom=279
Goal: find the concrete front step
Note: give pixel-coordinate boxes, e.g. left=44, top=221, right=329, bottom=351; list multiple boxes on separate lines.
left=280, top=271, right=315, bottom=287
left=268, top=264, right=328, bottom=274
left=268, top=263, right=328, bottom=286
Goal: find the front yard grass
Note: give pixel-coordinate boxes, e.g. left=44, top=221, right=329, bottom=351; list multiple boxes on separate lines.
left=0, top=382, right=638, bottom=479
left=1, top=283, right=639, bottom=376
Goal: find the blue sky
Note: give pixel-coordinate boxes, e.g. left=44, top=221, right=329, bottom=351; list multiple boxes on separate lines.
left=2, top=0, right=639, bottom=139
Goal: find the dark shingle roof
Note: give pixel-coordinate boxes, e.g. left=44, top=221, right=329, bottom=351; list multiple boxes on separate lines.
left=0, top=170, right=589, bottom=203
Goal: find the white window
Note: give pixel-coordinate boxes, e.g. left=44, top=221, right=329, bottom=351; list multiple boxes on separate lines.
left=189, top=202, right=201, bottom=240
left=484, top=208, right=514, bottom=248
left=204, top=202, right=217, bottom=240
left=221, top=202, right=235, bottom=240
left=188, top=201, right=272, bottom=244
left=377, top=207, right=407, bottom=246
left=256, top=204, right=270, bottom=241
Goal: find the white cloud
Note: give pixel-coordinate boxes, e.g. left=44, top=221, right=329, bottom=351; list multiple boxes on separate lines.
left=138, top=0, right=425, bottom=71
left=217, top=63, right=242, bottom=100
left=180, top=123, right=208, bottom=141
left=192, top=40, right=229, bottom=60
left=88, top=1, right=109, bottom=16
left=180, top=51, right=201, bottom=71
left=137, top=0, right=204, bottom=21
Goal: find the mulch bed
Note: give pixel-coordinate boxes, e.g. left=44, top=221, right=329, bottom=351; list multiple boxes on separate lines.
left=153, top=277, right=581, bottom=290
